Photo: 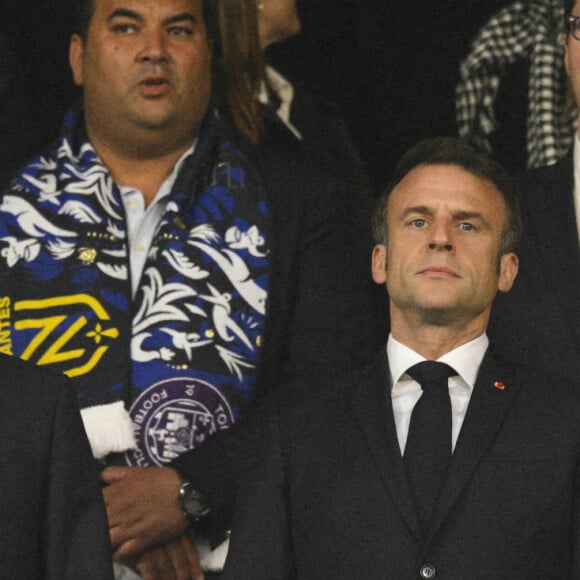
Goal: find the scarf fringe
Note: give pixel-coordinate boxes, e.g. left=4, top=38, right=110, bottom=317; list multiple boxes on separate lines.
left=81, top=401, right=136, bottom=459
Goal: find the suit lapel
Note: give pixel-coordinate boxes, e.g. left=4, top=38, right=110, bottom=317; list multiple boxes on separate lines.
left=427, top=350, right=522, bottom=542
left=350, top=351, right=422, bottom=540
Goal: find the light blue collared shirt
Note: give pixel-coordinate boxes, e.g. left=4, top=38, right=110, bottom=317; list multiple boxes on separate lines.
left=388, top=333, right=488, bottom=455
left=118, top=143, right=196, bottom=296
left=115, top=143, right=199, bottom=580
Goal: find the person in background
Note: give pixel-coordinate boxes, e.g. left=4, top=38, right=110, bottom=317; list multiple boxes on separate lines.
left=253, top=0, right=383, bottom=338
left=217, top=0, right=375, bottom=242
left=487, top=0, right=580, bottom=383
left=456, top=0, right=575, bottom=173
left=256, top=0, right=372, bottom=197
left=0, top=0, right=374, bottom=577
left=257, top=0, right=300, bottom=49
left=256, top=0, right=303, bottom=140
left=266, top=0, right=514, bottom=192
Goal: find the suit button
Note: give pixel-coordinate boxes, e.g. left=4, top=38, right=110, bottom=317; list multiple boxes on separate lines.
left=419, top=563, right=436, bottom=579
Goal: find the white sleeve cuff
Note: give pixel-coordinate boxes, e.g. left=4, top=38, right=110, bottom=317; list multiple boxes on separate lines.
left=197, top=537, right=230, bottom=572
left=80, top=401, right=137, bottom=459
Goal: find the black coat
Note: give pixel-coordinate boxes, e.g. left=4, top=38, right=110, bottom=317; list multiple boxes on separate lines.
left=488, top=151, right=580, bottom=382
left=0, top=353, right=113, bottom=579
left=224, top=349, right=580, bottom=579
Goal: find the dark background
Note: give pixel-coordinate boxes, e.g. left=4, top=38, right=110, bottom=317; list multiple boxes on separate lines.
left=269, top=0, right=520, bottom=190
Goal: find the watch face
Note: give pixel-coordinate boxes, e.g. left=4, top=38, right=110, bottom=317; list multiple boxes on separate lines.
left=180, top=483, right=209, bottom=517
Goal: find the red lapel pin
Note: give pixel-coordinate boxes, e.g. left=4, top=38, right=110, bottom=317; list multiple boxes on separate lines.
left=493, top=381, right=506, bottom=390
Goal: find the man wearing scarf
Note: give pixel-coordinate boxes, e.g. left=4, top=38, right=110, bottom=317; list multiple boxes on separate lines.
left=0, top=0, right=374, bottom=577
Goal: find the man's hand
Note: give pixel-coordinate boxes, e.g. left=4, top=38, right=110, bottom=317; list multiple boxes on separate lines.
left=101, top=466, right=189, bottom=559
left=135, top=535, right=204, bottom=580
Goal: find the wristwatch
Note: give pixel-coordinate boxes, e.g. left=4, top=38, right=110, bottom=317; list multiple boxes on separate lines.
left=178, top=481, right=210, bottom=520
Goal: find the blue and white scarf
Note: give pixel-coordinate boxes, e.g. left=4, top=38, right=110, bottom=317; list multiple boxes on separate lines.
left=0, top=108, right=270, bottom=465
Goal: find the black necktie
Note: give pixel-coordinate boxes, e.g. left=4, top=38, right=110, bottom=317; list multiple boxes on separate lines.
left=403, top=361, right=457, bottom=534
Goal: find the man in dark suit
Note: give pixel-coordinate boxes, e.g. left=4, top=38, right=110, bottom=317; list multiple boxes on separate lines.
left=488, top=0, right=580, bottom=383
left=0, top=352, right=113, bottom=579
left=222, top=137, right=580, bottom=579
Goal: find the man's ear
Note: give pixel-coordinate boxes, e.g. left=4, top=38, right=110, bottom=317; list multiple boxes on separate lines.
left=371, top=244, right=387, bottom=285
left=69, top=34, right=85, bottom=86
left=497, top=252, right=519, bottom=293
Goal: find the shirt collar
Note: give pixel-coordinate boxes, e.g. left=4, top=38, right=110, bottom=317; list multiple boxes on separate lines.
left=387, top=333, right=489, bottom=390
left=258, top=66, right=303, bottom=140
left=118, top=140, right=197, bottom=203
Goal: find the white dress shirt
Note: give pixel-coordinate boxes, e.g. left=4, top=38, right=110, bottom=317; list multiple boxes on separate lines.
left=258, top=66, right=303, bottom=140
left=119, top=142, right=196, bottom=297
left=388, top=333, right=488, bottom=455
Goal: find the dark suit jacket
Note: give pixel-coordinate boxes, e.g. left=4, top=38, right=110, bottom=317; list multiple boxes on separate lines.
left=489, top=152, right=580, bottom=382
left=0, top=353, right=113, bottom=579
left=223, top=349, right=580, bottom=579
left=252, top=105, right=381, bottom=396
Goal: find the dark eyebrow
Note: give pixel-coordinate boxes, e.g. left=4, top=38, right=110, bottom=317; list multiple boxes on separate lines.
left=163, top=13, right=197, bottom=26
left=107, top=10, right=197, bottom=26
left=452, top=210, right=491, bottom=229
left=400, top=206, right=433, bottom=220
left=108, top=8, right=144, bottom=23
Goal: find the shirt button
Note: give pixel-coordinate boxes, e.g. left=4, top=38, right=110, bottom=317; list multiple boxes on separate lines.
left=135, top=243, right=145, bottom=252
left=419, top=563, right=436, bottom=579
